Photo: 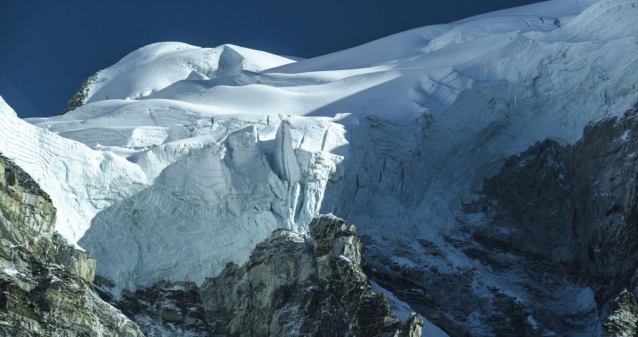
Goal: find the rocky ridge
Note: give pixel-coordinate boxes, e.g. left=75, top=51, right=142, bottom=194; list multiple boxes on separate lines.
left=61, top=71, right=101, bottom=114
left=99, top=215, right=423, bottom=337
left=0, top=152, right=143, bottom=336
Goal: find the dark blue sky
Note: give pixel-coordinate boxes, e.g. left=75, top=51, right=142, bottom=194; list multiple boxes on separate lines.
left=0, top=0, right=540, bottom=118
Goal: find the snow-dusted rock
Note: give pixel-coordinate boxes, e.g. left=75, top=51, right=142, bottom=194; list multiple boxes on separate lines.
left=105, top=215, right=423, bottom=337
left=0, top=153, right=143, bottom=336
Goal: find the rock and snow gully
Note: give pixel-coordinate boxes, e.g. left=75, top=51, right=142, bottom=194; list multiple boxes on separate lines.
left=3, top=0, right=638, bottom=335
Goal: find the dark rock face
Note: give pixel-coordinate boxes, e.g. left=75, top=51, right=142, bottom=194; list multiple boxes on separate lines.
left=110, top=215, right=422, bottom=337
left=0, top=153, right=144, bottom=336
left=108, top=280, right=210, bottom=336
left=360, top=108, right=638, bottom=336
left=468, top=107, right=638, bottom=335
left=603, top=290, right=638, bottom=337
left=473, top=108, right=638, bottom=334
left=61, top=71, right=101, bottom=114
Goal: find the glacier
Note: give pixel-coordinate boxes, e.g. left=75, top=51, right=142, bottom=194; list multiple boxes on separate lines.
left=2, top=0, right=638, bottom=334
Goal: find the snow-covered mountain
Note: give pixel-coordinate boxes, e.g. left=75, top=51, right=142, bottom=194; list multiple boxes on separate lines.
left=3, top=0, right=638, bottom=335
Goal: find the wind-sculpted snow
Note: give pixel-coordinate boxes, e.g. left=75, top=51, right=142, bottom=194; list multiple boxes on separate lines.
left=528, top=0, right=638, bottom=42
left=3, top=0, right=638, bottom=333
left=82, top=42, right=295, bottom=104
left=425, top=15, right=560, bottom=52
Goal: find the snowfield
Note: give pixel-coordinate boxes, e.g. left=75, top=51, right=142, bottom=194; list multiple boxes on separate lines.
left=2, top=0, right=638, bottom=334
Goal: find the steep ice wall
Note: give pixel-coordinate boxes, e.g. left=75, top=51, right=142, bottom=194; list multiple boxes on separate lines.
left=0, top=97, right=148, bottom=243
left=3, top=94, right=349, bottom=290
left=73, top=119, right=344, bottom=291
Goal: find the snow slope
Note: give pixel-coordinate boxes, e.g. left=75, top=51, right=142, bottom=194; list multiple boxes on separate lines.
left=2, top=0, right=638, bottom=332
left=82, top=42, right=295, bottom=103
left=0, top=98, right=148, bottom=243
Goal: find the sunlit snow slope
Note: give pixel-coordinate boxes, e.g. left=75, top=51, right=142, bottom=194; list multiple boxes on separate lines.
left=3, top=1, right=637, bottom=322
left=84, top=42, right=295, bottom=103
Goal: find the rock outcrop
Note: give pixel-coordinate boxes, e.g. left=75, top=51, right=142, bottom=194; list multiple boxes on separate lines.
left=360, top=107, right=638, bottom=336
left=472, top=107, right=638, bottom=335
left=61, top=71, right=100, bottom=114
left=0, top=153, right=143, bottom=336
left=603, top=290, right=638, bottom=337
left=106, top=215, right=422, bottom=336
